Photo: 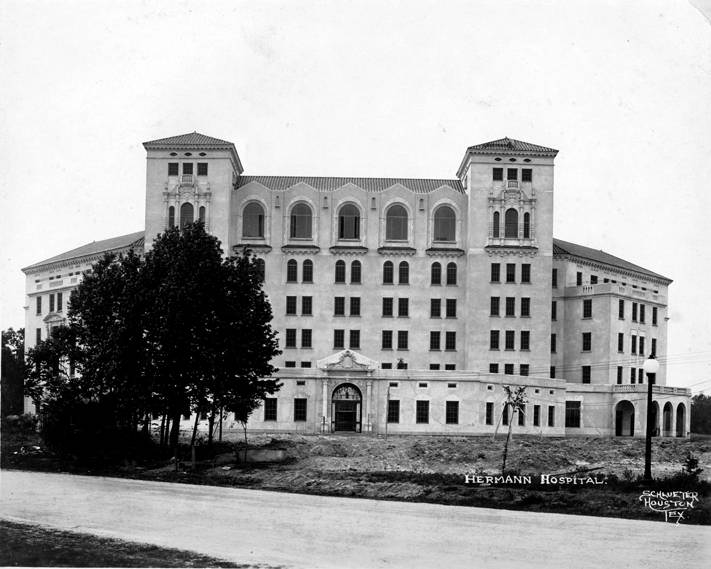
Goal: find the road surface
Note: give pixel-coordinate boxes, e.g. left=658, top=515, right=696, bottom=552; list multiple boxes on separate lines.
left=1, top=470, right=708, bottom=568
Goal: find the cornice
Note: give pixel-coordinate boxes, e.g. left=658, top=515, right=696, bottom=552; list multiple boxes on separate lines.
left=554, top=253, right=671, bottom=287
left=377, top=246, right=417, bottom=256
left=281, top=244, right=321, bottom=254
left=485, top=246, right=538, bottom=258
left=329, top=245, right=369, bottom=255
left=425, top=247, right=465, bottom=257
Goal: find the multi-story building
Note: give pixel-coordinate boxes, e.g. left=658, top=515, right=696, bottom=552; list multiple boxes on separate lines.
left=22, top=133, right=690, bottom=437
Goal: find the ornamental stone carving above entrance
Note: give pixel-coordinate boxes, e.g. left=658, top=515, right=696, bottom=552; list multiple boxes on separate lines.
left=316, top=349, right=378, bottom=372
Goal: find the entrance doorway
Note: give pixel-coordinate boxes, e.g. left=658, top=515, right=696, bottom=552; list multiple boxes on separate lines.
left=331, top=383, right=362, bottom=432
left=615, top=400, right=635, bottom=436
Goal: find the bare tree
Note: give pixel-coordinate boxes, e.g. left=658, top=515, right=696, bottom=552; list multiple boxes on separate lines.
left=493, top=385, right=527, bottom=474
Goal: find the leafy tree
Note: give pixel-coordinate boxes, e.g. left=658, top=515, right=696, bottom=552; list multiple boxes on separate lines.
left=1, top=328, right=25, bottom=416
left=691, top=393, right=711, bottom=434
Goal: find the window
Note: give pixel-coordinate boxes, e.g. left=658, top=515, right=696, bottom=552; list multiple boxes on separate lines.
left=387, top=400, right=400, bottom=423
left=445, top=299, right=457, bottom=318
left=430, top=331, right=441, bottom=350
left=550, top=366, right=556, bottom=378
left=518, top=405, right=526, bottom=425
left=651, top=338, right=657, bottom=357
left=617, top=366, right=623, bottom=384
left=551, top=300, right=557, bottom=320
left=168, top=206, right=175, bottom=228
left=197, top=162, right=208, bottom=176
left=350, top=261, right=361, bottom=284
left=619, top=299, right=625, bottom=319
left=639, top=367, right=644, bottom=383
left=640, top=304, right=646, bottom=324
left=430, top=364, right=441, bottom=370
left=507, top=168, right=517, bottom=181
left=446, top=263, right=457, bottom=285
left=582, top=366, right=591, bottom=383
left=431, top=262, right=442, bottom=285
left=521, top=264, right=531, bottom=283
left=448, top=383, right=457, bottom=388
left=302, top=296, right=313, bottom=316
left=505, top=330, right=515, bottom=350
left=565, top=402, right=581, bottom=428
left=255, top=258, right=265, bottom=282
left=522, top=168, right=532, bottom=182
left=285, top=361, right=296, bottom=368
left=521, top=297, right=530, bottom=317
left=590, top=275, right=598, bottom=284
left=338, top=204, right=360, bottom=239
left=301, top=329, right=312, bottom=348
left=398, top=298, right=409, bottom=317
left=398, top=262, right=409, bottom=284
left=445, top=364, right=456, bottom=371
left=183, top=163, right=193, bottom=175
left=335, top=260, right=346, bottom=283
left=382, top=330, right=393, bottom=349
left=520, top=331, right=530, bottom=351
left=446, top=401, right=459, bottom=424
left=490, top=330, right=500, bottom=350
left=506, top=263, right=516, bottom=283
left=639, top=336, right=645, bottom=357
left=631, top=334, right=637, bottom=355
left=652, top=307, right=658, bottom=326
left=286, top=259, right=298, bottom=282
left=349, top=330, right=360, bottom=349
left=198, top=206, right=206, bottom=223
left=576, top=272, right=583, bottom=286
left=36, top=328, right=41, bottom=344
left=631, top=368, right=636, bottom=383
left=502, top=405, right=509, bottom=425
left=552, top=268, right=558, bottom=288
left=520, top=364, right=529, bottom=376
left=416, top=401, right=429, bottom=424
left=334, top=329, right=345, bottom=349
left=551, top=333, right=557, bottom=353
left=632, top=302, right=638, bottom=322
left=383, top=261, right=394, bottom=284
left=504, top=208, right=518, bottom=238
left=168, top=162, right=179, bottom=176
left=180, top=202, right=194, bottom=228
left=486, top=402, right=494, bottom=425
left=490, top=297, right=500, bottom=316
left=434, top=206, right=456, bottom=242
left=582, top=332, right=592, bottom=352
left=290, top=203, right=312, bottom=238
left=386, top=204, right=408, bottom=240
left=583, top=299, right=592, bottom=318
left=431, top=298, right=442, bottom=318
left=381, top=363, right=393, bottom=369
left=49, top=294, right=54, bottom=312
left=489, top=363, right=499, bottom=373
left=493, top=167, right=503, bottom=181
left=618, top=333, right=624, bottom=352
left=505, top=297, right=515, bottom=317
left=350, top=297, right=361, bottom=316
left=57, top=292, right=63, bottom=312
left=533, top=405, right=540, bottom=426
left=382, top=297, right=393, bottom=317
left=334, top=297, right=345, bottom=316
left=302, top=260, right=313, bottom=283
left=264, top=398, right=277, bottom=421
left=491, top=263, right=501, bottom=283
left=445, top=331, right=456, bottom=351
left=285, top=329, right=297, bottom=348
left=286, top=296, right=297, bottom=315
left=548, top=406, right=555, bottom=427
left=492, top=212, right=500, bottom=237
left=397, top=331, right=408, bottom=350
left=294, top=398, right=307, bottom=421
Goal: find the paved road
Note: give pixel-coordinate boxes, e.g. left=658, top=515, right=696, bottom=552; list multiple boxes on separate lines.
left=1, top=470, right=708, bottom=568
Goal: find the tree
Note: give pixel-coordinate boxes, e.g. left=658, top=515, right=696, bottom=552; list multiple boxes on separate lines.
left=493, top=385, right=527, bottom=474
left=691, top=393, right=711, bottom=434
left=1, top=328, right=25, bottom=416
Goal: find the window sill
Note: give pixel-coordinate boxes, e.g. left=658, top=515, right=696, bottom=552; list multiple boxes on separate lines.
left=382, top=315, right=393, bottom=318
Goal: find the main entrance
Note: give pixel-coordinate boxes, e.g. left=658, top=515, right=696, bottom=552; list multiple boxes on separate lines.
left=331, top=383, right=362, bottom=432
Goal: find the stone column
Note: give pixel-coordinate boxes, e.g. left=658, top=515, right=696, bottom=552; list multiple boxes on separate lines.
left=365, top=380, right=373, bottom=432
left=321, top=379, right=329, bottom=433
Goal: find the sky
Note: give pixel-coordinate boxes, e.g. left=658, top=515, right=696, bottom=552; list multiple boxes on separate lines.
left=1, top=0, right=710, bottom=392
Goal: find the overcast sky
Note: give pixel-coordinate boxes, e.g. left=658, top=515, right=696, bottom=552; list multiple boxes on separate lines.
left=2, top=0, right=710, bottom=392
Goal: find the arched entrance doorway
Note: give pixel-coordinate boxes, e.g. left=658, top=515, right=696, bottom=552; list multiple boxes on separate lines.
left=650, top=401, right=660, bottom=437
left=676, top=403, right=686, bottom=438
left=615, top=400, right=635, bottom=436
left=331, top=383, right=362, bottom=433
left=663, top=402, right=673, bottom=437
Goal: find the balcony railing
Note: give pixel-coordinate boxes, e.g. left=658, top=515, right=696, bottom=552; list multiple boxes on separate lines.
left=507, top=180, right=519, bottom=189
left=180, top=174, right=194, bottom=185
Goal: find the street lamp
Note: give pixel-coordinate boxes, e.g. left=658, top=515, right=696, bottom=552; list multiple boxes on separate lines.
left=643, top=354, right=660, bottom=481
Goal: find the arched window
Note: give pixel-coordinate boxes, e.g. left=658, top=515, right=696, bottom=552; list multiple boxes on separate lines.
left=351, top=260, right=361, bottom=284
left=386, top=204, right=408, bottom=240
left=290, top=203, right=312, bottom=239
left=505, top=208, right=519, bottom=238
left=523, top=212, right=530, bottom=239
left=199, top=206, right=206, bottom=223
left=338, top=204, right=360, bottom=239
left=180, top=203, right=194, bottom=229
left=255, top=258, right=265, bottom=282
left=493, top=211, right=500, bottom=237
left=302, top=260, right=313, bottom=283
left=243, top=202, right=265, bottom=237
left=434, top=206, right=456, bottom=242
left=399, top=261, right=409, bottom=285
left=168, top=206, right=175, bottom=229
left=431, top=262, right=442, bottom=285
left=383, top=261, right=394, bottom=284
left=286, top=259, right=298, bottom=283
left=446, top=262, right=457, bottom=285
left=335, top=260, right=346, bottom=283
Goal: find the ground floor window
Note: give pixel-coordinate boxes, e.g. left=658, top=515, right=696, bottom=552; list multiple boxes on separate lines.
left=565, top=401, right=581, bottom=428
left=445, top=401, right=459, bottom=424
left=548, top=405, right=555, bottom=427
left=485, top=402, right=494, bottom=425
left=533, top=405, right=540, bottom=426
left=264, top=398, right=277, bottom=421
left=416, top=400, right=429, bottom=424
left=294, top=398, right=307, bottom=421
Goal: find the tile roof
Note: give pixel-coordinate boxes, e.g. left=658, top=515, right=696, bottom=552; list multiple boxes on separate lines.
left=553, top=238, right=671, bottom=282
left=466, top=137, right=558, bottom=155
left=143, top=132, right=235, bottom=147
left=23, top=231, right=145, bottom=272
left=237, top=175, right=465, bottom=194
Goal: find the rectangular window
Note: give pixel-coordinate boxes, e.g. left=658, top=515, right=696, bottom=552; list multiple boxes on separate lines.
left=504, top=363, right=514, bottom=375
left=36, top=296, right=42, bottom=315
left=520, top=364, right=529, bottom=376
left=505, top=330, right=515, bottom=350
left=381, top=363, right=393, bottom=369
left=507, top=168, right=518, bottom=181
left=445, top=299, right=457, bottom=318
left=639, top=336, right=645, bottom=357
left=397, top=331, right=408, bottom=350
left=301, top=362, right=312, bottom=368
left=506, top=263, right=516, bottom=283
left=551, top=333, right=557, bottom=353
left=183, top=162, right=193, bottom=175
left=490, top=330, right=500, bottom=350
left=430, top=298, right=441, bottom=318
left=294, top=398, right=307, bottom=421
left=490, top=297, right=500, bottom=316
left=398, top=298, right=409, bottom=317
left=551, top=300, right=557, bottom=320
left=493, top=167, right=503, bottom=181
left=349, top=330, right=360, bottom=349
left=486, top=364, right=497, bottom=374
left=582, top=366, right=591, bottom=383
left=301, top=329, right=312, bottom=348
left=550, top=366, right=556, bottom=378
left=486, top=402, right=494, bottom=425
left=582, top=332, right=592, bottom=352
left=619, top=299, right=625, bottom=319
left=632, top=302, right=638, bottom=322
left=35, top=328, right=41, bottom=344
left=651, top=338, right=657, bottom=356
left=520, top=331, right=530, bottom=351
left=416, top=400, right=429, bottom=424
left=617, top=366, right=623, bottom=384
left=302, top=296, right=312, bottom=316
left=285, top=329, right=297, bottom=348
left=576, top=272, right=583, bottom=286
left=631, top=334, right=637, bottom=355
left=430, top=331, right=441, bottom=350
left=168, top=162, right=179, bottom=176
left=518, top=405, right=525, bottom=426
left=640, top=304, right=646, bottom=324
left=521, top=264, right=531, bottom=283
left=583, top=299, right=592, bottom=318
left=552, top=268, right=558, bottom=288
left=548, top=406, right=555, bottom=427
left=382, top=297, right=393, bottom=317
left=284, top=361, right=296, bottom=368
left=57, top=292, right=63, bottom=312
left=286, top=296, right=297, bottom=315
left=590, top=275, right=598, bottom=284
left=522, top=168, right=532, bottom=182
left=334, top=329, right=345, bottom=349
left=382, top=330, right=393, bottom=349
left=652, top=307, right=658, bottom=326
left=49, top=294, right=55, bottom=312
left=197, top=162, right=208, bottom=176
left=618, top=332, right=624, bottom=352
left=631, top=368, right=636, bottom=383
left=446, top=401, right=459, bottom=424
left=264, top=398, right=277, bottom=421
left=334, top=297, right=345, bottom=316
left=429, top=364, right=440, bottom=370
left=491, top=263, right=501, bottom=283
left=533, top=405, right=541, bottom=427
left=502, top=405, right=509, bottom=425
left=445, top=364, right=456, bottom=371
left=505, top=297, right=516, bottom=317
left=387, top=400, right=400, bottom=423
left=639, top=368, right=644, bottom=383
left=445, top=331, right=456, bottom=351
left=565, top=401, right=581, bottom=428
left=350, top=297, right=361, bottom=316
left=520, top=297, right=530, bottom=317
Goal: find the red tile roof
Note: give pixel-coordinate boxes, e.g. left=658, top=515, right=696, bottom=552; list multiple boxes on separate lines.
left=143, top=132, right=235, bottom=147
left=237, top=175, right=465, bottom=194
left=466, top=137, right=558, bottom=155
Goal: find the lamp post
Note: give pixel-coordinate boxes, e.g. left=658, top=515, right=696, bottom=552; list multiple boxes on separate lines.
left=643, top=354, right=660, bottom=481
